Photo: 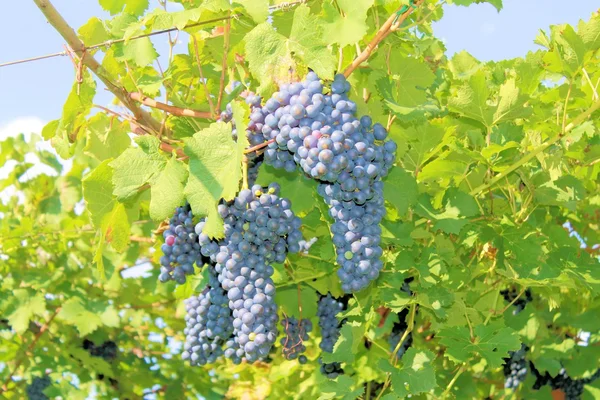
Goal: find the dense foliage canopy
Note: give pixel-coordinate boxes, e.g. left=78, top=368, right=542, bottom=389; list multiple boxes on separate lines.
left=1, top=0, right=600, bottom=399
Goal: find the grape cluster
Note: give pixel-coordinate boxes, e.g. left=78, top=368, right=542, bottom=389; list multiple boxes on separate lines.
left=210, top=184, right=304, bottom=363
left=182, top=267, right=233, bottom=366
left=531, top=363, right=600, bottom=398
left=500, top=288, right=533, bottom=314
left=242, top=72, right=396, bottom=293
left=550, top=369, right=585, bottom=400
left=159, top=204, right=205, bottom=284
left=82, top=339, right=118, bottom=362
left=503, top=344, right=528, bottom=389
left=26, top=376, right=51, bottom=400
left=280, top=316, right=312, bottom=363
left=389, top=308, right=413, bottom=360
left=317, top=293, right=346, bottom=378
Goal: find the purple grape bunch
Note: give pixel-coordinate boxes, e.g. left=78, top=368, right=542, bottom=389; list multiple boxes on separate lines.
left=250, top=72, right=396, bottom=292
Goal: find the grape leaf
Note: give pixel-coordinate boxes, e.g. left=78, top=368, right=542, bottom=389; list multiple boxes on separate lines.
left=383, top=167, right=418, bottom=215
left=438, top=323, right=520, bottom=368
left=184, top=122, right=243, bottom=238
left=379, top=348, right=438, bottom=397
left=110, top=136, right=167, bottom=201
left=322, top=0, right=375, bottom=47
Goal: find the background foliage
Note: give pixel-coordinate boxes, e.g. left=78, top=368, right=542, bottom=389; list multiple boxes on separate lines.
left=1, top=0, right=600, bottom=399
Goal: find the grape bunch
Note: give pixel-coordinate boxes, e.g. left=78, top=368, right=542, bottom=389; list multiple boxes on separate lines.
left=26, top=376, right=51, bottom=400
left=317, top=293, right=346, bottom=378
left=530, top=364, right=600, bottom=398
left=280, top=316, right=312, bottom=363
left=249, top=72, right=396, bottom=293
left=502, top=344, right=528, bottom=389
left=181, top=267, right=234, bottom=366
left=209, top=184, right=304, bottom=363
left=550, top=369, right=585, bottom=400
left=158, top=204, right=205, bottom=284
left=500, top=288, right=533, bottom=314
left=82, top=339, right=118, bottom=362
left=389, top=308, right=413, bottom=360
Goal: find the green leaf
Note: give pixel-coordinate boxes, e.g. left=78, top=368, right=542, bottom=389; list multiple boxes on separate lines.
left=109, top=136, right=167, bottom=201
left=438, top=323, right=521, bottom=368
left=382, top=348, right=438, bottom=397
left=321, top=321, right=365, bottom=364
left=578, top=12, right=600, bottom=51
left=256, top=164, right=317, bottom=215
left=100, top=0, right=148, bottom=16
left=6, top=290, right=46, bottom=334
left=100, top=202, right=131, bottom=252
left=245, top=5, right=335, bottom=93
left=59, top=298, right=108, bottom=336
left=544, top=24, right=586, bottom=77
left=149, top=157, right=188, bottom=221
left=377, top=56, right=436, bottom=108
left=323, top=0, right=375, bottom=47
left=448, top=51, right=481, bottom=79
left=84, top=114, right=131, bottom=161
left=78, top=17, right=110, bottom=45
left=275, top=286, right=318, bottom=319
left=122, top=37, right=158, bottom=66
left=184, top=122, right=242, bottom=238
left=449, top=71, right=531, bottom=129
left=383, top=167, right=418, bottom=215
left=236, top=0, right=269, bottom=23
left=82, top=160, right=116, bottom=227
left=448, top=0, right=502, bottom=12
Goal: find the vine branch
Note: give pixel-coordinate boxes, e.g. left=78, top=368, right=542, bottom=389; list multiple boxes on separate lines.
left=343, top=0, right=424, bottom=77
left=33, top=0, right=162, bottom=134
left=129, top=92, right=213, bottom=119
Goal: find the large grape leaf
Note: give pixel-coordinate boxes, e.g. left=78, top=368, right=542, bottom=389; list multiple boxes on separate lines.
left=322, top=0, right=375, bottom=47
left=439, top=323, right=520, bottom=368
left=379, top=348, right=438, bottom=397
left=245, top=5, right=335, bottom=93
left=184, top=122, right=243, bottom=238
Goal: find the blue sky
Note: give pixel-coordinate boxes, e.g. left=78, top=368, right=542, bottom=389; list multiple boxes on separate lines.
left=0, top=0, right=597, bottom=130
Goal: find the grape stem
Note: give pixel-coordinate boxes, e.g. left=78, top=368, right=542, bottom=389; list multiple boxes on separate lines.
left=244, top=139, right=276, bottom=154
left=192, top=35, right=217, bottom=118
left=130, top=92, right=213, bottom=119
left=242, top=155, right=249, bottom=190
left=216, top=13, right=231, bottom=115
left=441, top=364, right=466, bottom=399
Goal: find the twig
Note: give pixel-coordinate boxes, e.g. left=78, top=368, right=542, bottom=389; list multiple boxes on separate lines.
left=130, top=92, right=213, bottom=119
left=0, top=308, right=62, bottom=393
left=216, top=14, right=231, bottom=114
left=582, top=68, right=599, bottom=100
left=343, top=0, right=424, bottom=77
left=441, top=364, right=466, bottom=399
left=244, top=139, right=275, bottom=154
left=192, top=35, right=216, bottom=118
left=129, top=235, right=155, bottom=243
